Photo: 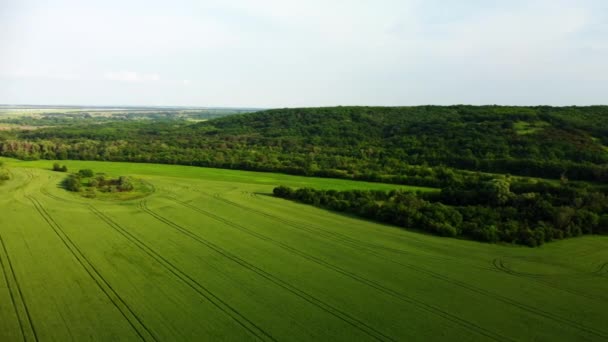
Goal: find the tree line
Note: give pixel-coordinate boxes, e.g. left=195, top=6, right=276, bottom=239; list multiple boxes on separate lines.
left=273, top=175, right=608, bottom=246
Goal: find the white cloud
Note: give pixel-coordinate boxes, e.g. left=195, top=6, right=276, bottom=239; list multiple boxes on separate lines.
left=103, top=71, right=160, bottom=82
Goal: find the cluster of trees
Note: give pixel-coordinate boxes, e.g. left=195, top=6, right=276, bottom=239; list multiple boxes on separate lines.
left=52, top=163, right=68, bottom=172
left=274, top=186, right=464, bottom=238
left=1, top=106, right=608, bottom=185
left=63, top=168, right=134, bottom=194
left=273, top=176, right=608, bottom=246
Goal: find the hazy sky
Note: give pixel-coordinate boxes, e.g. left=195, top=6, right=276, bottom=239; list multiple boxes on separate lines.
left=0, top=0, right=606, bottom=107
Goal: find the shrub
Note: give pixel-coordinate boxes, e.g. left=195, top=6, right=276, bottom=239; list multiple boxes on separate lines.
left=117, top=176, right=134, bottom=192
left=273, top=185, right=294, bottom=198
left=78, top=169, right=95, bottom=177
left=63, top=175, right=82, bottom=192
left=0, top=169, right=9, bottom=182
left=53, top=163, right=68, bottom=172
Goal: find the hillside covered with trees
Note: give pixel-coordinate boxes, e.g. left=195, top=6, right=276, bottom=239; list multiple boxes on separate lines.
left=1, top=106, right=607, bottom=185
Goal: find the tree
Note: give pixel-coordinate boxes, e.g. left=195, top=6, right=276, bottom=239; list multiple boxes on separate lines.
left=53, top=163, right=68, bottom=172
left=484, top=177, right=513, bottom=206
left=78, top=169, right=94, bottom=177
left=273, top=185, right=294, bottom=198
left=117, top=176, right=134, bottom=192
left=63, top=175, right=82, bottom=192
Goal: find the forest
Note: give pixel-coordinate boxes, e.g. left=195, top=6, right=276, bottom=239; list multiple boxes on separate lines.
left=274, top=174, right=608, bottom=246
left=1, top=106, right=607, bottom=186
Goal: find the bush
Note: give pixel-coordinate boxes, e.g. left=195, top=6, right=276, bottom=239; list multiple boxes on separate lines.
left=78, top=169, right=95, bottom=177
left=63, top=175, right=82, bottom=192
left=117, top=176, right=134, bottom=191
left=0, top=169, right=9, bottom=182
left=53, top=163, right=68, bottom=172
left=273, top=185, right=294, bottom=198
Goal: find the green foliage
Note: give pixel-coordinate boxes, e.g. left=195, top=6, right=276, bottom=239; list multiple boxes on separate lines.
left=274, top=174, right=608, bottom=246
left=63, top=174, right=82, bottom=192
left=52, top=163, right=68, bottom=172
left=63, top=171, right=135, bottom=195
left=117, top=176, right=134, bottom=192
left=3, top=106, right=608, bottom=184
left=78, top=169, right=94, bottom=177
left=0, top=168, right=9, bottom=182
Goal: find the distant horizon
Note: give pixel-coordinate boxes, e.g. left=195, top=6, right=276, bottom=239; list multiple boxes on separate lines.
left=0, top=103, right=266, bottom=110
left=1, top=103, right=607, bottom=110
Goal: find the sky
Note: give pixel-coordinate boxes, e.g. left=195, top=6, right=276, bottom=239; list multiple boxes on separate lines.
left=0, top=0, right=607, bottom=108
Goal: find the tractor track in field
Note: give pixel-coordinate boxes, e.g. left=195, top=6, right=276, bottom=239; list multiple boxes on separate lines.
left=0, top=233, right=38, bottom=342
left=220, top=194, right=608, bottom=338
left=591, top=262, right=608, bottom=277
left=226, top=191, right=507, bottom=273
left=173, top=195, right=608, bottom=339
left=40, top=187, right=74, bottom=203
left=138, top=200, right=393, bottom=342
left=88, top=205, right=278, bottom=342
left=212, top=193, right=487, bottom=267
left=220, top=194, right=608, bottom=299
left=25, top=195, right=158, bottom=342
left=217, top=193, right=608, bottom=305
left=492, top=258, right=608, bottom=303
left=150, top=198, right=513, bottom=342
left=493, top=257, right=592, bottom=278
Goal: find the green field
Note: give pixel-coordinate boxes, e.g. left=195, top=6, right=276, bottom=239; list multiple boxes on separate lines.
left=0, top=158, right=607, bottom=341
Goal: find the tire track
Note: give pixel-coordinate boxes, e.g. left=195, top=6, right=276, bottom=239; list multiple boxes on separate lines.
left=252, top=191, right=460, bottom=249
left=0, top=233, right=38, bottom=342
left=591, top=263, right=608, bottom=277
left=222, top=192, right=506, bottom=274
left=25, top=195, right=157, bottom=342
left=207, top=193, right=608, bottom=338
left=493, top=258, right=608, bottom=302
left=137, top=200, right=393, bottom=342
left=40, top=187, right=71, bottom=203
left=88, top=205, right=278, bottom=342
left=143, top=199, right=512, bottom=342
left=212, top=193, right=472, bottom=265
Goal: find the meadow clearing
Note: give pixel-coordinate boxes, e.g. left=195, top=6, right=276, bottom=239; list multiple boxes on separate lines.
left=0, top=158, right=606, bottom=341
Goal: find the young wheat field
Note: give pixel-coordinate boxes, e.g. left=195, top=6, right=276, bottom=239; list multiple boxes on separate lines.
left=0, top=159, right=607, bottom=341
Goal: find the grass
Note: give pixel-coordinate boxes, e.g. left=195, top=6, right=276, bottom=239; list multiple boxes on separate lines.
left=0, top=159, right=607, bottom=341
left=513, top=121, right=550, bottom=135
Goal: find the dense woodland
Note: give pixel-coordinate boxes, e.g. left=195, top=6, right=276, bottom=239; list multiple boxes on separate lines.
left=274, top=175, right=608, bottom=246
left=1, top=106, right=607, bottom=186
